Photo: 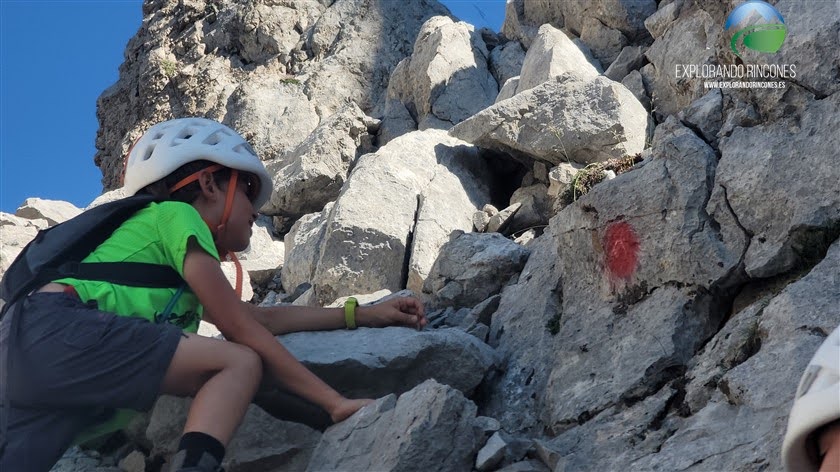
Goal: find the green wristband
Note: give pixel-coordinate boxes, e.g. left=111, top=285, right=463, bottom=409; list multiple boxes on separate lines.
left=344, top=297, right=358, bottom=330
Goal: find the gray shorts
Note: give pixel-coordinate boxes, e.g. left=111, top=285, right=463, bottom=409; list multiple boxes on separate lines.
left=0, top=291, right=183, bottom=471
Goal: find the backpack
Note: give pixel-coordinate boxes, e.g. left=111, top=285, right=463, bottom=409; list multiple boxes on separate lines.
left=0, top=193, right=184, bottom=318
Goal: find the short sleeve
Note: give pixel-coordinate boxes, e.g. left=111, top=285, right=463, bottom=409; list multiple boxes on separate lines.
left=155, top=202, right=220, bottom=277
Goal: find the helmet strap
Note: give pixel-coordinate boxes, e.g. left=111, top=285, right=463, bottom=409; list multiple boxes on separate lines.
left=168, top=164, right=244, bottom=299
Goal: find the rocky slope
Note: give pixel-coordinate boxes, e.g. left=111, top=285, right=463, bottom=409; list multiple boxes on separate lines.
left=2, top=0, right=838, bottom=471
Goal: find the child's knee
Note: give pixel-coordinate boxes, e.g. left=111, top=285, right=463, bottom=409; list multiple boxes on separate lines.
left=229, top=343, right=262, bottom=383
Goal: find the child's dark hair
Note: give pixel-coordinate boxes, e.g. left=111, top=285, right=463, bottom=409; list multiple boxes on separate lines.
left=138, top=160, right=232, bottom=203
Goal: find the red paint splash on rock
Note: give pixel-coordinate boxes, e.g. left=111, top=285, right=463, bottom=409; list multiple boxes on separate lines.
left=603, top=221, right=640, bottom=280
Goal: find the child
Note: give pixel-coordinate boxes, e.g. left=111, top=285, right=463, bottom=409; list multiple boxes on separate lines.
left=0, top=117, right=426, bottom=471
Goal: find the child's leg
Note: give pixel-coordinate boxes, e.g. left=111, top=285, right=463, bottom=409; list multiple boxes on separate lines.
left=159, top=333, right=263, bottom=444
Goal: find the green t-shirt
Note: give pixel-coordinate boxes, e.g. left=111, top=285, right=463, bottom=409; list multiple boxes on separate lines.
left=55, top=201, right=220, bottom=443
left=56, top=200, right=219, bottom=332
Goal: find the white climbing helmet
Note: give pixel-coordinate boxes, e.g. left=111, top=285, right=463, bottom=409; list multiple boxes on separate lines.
left=123, top=117, right=272, bottom=209
left=782, top=324, right=840, bottom=471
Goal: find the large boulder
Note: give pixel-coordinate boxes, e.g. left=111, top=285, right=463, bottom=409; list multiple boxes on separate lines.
left=281, top=203, right=333, bottom=295
left=15, top=198, right=81, bottom=226
left=381, top=16, right=498, bottom=138
left=629, top=237, right=840, bottom=471
left=711, top=93, right=840, bottom=278
left=298, top=0, right=452, bottom=117
left=422, top=232, right=530, bottom=309
left=0, top=213, right=47, bottom=278
left=263, top=103, right=371, bottom=218
left=306, top=380, right=482, bottom=472
left=517, top=25, right=601, bottom=94
left=451, top=75, right=650, bottom=166
left=501, top=0, right=656, bottom=46
left=308, top=129, right=491, bottom=305
left=278, top=326, right=497, bottom=398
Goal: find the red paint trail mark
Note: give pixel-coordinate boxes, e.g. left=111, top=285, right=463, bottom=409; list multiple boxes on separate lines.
left=603, top=221, right=640, bottom=280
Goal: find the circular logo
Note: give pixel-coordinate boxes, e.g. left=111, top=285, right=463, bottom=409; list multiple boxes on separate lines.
left=724, top=1, right=787, bottom=59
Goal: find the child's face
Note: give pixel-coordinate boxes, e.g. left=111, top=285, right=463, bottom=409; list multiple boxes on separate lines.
left=216, top=171, right=260, bottom=253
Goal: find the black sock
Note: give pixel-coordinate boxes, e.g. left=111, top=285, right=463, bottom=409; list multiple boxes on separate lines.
left=176, top=431, right=225, bottom=467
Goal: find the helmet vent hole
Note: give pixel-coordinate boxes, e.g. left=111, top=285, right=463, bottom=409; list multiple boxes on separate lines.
left=153, top=132, right=164, bottom=140
left=174, top=126, right=198, bottom=144
left=233, top=142, right=257, bottom=157
left=203, top=131, right=224, bottom=146
left=142, top=146, right=154, bottom=161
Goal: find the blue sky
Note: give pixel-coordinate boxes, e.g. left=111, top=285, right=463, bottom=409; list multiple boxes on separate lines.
left=0, top=0, right=506, bottom=213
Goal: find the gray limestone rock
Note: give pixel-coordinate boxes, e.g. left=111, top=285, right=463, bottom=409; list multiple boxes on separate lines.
left=383, top=15, right=498, bottom=135
left=264, top=103, right=370, bottom=218
left=452, top=75, right=650, bottom=166
left=679, top=88, right=723, bottom=146
left=309, top=130, right=490, bottom=305
left=489, top=40, right=526, bottom=91
left=518, top=25, right=601, bottom=94
left=423, top=231, right=530, bottom=309
left=580, top=17, right=629, bottom=69
left=306, top=380, right=482, bottom=472
left=713, top=93, right=840, bottom=278
left=604, top=45, right=646, bottom=82
left=15, top=198, right=81, bottom=226
left=279, top=327, right=497, bottom=398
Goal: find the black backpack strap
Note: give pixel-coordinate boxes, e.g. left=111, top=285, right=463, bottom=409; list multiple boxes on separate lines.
left=47, top=262, right=183, bottom=289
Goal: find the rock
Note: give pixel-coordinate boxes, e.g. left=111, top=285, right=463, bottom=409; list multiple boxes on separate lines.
left=496, top=459, right=550, bottom=472
left=474, top=416, right=502, bottom=437
left=86, top=189, right=127, bottom=209
left=423, top=232, right=529, bottom=309
left=712, top=93, right=840, bottom=278
left=580, top=17, right=629, bottom=68
left=501, top=0, right=656, bottom=46
left=309, top=130, right=490, bottom=305
left=471, top=294, right=502, bottom=326
left=604, top=45, right=646, bottom=82
left=452, top=75, right=650, bottom=166
left=620, top=69, right=650, bottom=111
left=500, top=0, right=541, bottom=49
left=117, top=450, right=146, bottom=472
left=547, top=163, right=583, bottom=197
left=226, top=76, right=320, bottom=160
left=281, top=203, right=332, bottom=299
left=644, top=0, right=683, bottom=39
left=631, top=238, right=840, bottom=471
left=147, top=396, right=319, bottom=470
left=237, top=216, right=284, bottom=285
left=749, top=0, right=840, bottom=98
left=644, top=9, right=718, bottom=119
left=382, top=16, right=498, bottom=133
left=496, top=76, right=521, bottom=103
left=50, top=446, right=117, bottom=472
left=487, top=203, right=521, bottom=234
left=278, top=326, right=496, bottom=398
left=508, top=184, right=551, bottom=233
left=538, top=383, right=678, bottom=471
left=489, top=40, right=526, bottom=90
left=518, top=25, right=601, bottom=94
left=679, top=88, right=723, bottom=145
left=476, top=431, right=508, bottom=471
left=15, top=198, right=81, bottom=226
left=264, top=103, right=370, bottom=218
left=474, top=210, right=492, bottom=232
left=298, top=0, right=451, bottom=117
left=306, top=380, right=481, bottom=472
left=0, top=213, right=44, bottom=277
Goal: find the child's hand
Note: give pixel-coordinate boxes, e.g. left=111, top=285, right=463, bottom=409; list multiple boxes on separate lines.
left=357, top=297, right=427, bottom=330
left=329, top=397, right=374, bottom=423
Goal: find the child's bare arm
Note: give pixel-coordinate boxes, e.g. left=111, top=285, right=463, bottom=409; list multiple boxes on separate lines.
left=246, top=297, right=427, bottom=335
left=183, top=244, right=369, bottom=422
